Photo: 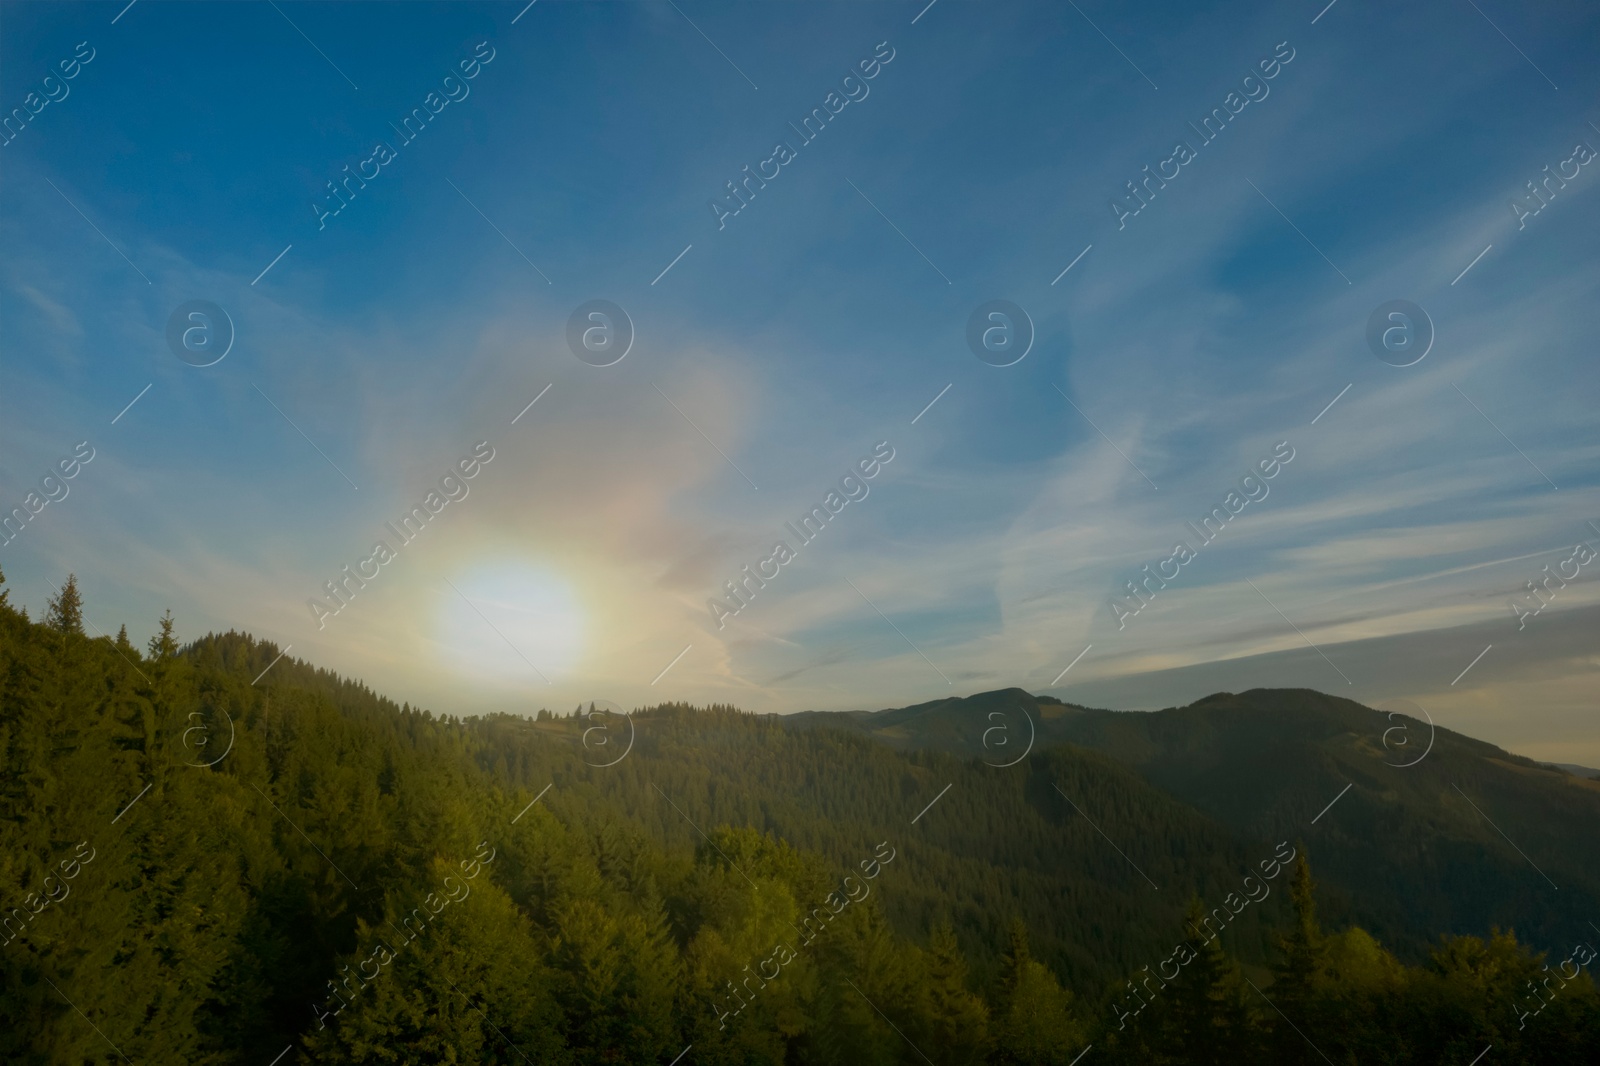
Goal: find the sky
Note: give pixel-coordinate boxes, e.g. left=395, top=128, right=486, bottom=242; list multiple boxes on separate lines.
left=2, top=0, right=1597, bottom=763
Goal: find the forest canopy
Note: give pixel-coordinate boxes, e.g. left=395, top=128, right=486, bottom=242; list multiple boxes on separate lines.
left=1, top=571, right=1595, bottom=1064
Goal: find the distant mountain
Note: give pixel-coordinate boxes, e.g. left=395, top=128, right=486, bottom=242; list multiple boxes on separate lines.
left=494, top=696, right=1285, bottom=989
left=5, top=590, right=1596, bottom=1063
left=782, top=687, right=1600, bottom=961
left=490, top=684, right=1600, bottom=984
left=1545, top=762, right=1600, bottom=779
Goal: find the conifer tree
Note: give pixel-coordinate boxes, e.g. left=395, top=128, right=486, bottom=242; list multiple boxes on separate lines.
left=1277, top=851, right=1325, bottom=994
left=926, top=919, right=989, bottom=1065
left=992, top=919, right=1084, bottom=1065
left=1162, top=897, right=1255, bottom=1065
left=44, top=573, right=84, bottom=634
left=147, top=608, right=178, bottom=659
left=1269, top=850, right=1329, bottom=1065
left=997, top=918, right=1032, bottom=1007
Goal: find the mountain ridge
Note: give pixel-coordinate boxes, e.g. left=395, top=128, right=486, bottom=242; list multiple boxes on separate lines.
left=5, top=596, right=1597, bottom=1064
left=775, top=686, right=1599, bottom=959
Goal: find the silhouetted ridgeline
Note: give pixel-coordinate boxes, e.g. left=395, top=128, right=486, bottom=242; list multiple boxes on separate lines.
left=1, top=575, right=1595, bottom=1063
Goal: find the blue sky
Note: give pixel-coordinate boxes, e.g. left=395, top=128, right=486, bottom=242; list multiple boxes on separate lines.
left=3, top=0, right=1598, bottom=761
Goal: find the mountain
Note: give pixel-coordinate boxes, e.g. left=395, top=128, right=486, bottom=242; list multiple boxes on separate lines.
left=785, top=687, right=1600, bottom=962
left=2, top=582, right=1596, bottom=1064
left=1545, top=762, right=1600, bottom=780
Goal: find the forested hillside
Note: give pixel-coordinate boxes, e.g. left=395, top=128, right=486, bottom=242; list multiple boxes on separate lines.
left=2, top=572, right=1596, bottom=1064
left=790, top=687, right=1600, bottom=962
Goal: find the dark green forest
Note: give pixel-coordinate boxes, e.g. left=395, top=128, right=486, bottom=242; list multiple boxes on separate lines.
left=2, top=571, right=1596, bottom=1064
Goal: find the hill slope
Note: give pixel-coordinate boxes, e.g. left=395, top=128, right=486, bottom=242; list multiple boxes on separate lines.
left=3, top=586, right=1596, bottom=1064
left=783, top=687, right=1600, bottom=960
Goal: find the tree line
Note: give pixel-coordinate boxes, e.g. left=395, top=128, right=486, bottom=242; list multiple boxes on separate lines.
left=1, top=571, right=1594, bottom=1063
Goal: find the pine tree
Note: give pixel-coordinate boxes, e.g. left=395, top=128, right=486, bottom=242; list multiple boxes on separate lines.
left=997, top=917, right=1031, bottom=1007
left=926, top=919, right=989, bottom=1065
left=44, top=573, right=84, bottom=634
left=1270, top=850, right=1328, bottom=1065
left=1278, top=851, right=1325, bottom=993
left=992, top=919, right=1084, bottom=1066
left=1162, top=898, right=1255, bottom=1065
left=147, top=609, right=178, bottom=659
left=613, top=888, right=680, bottom=1061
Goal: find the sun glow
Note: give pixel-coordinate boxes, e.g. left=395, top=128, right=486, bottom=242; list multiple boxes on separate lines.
left=437, top=563, right=585, bottom=684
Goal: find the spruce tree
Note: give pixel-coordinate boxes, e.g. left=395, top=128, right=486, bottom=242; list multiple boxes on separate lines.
left=1277, top=851, right=1325, bottom=994
left=992, top=919, right=1084, bottom=1066
left=1163, top=898, right=1254, bottom=1066
left=997, top=918, right=1032, bottom=1007
left=147, top=609, right=178, bottom=659
left=1270, top=850, right=1328, bottom=1065
left=44, top=573, right=84, bottom=634
left=926, top=919, right=989, bottom=1065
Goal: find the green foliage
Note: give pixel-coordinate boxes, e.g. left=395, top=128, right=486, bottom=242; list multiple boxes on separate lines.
left=925, top=919, right=990, bottom=1065
left=991, top=919, right=1084, bottom=1066
left=1147, top=897, right=1253, bottom=1066
left=43, top=574, right=82, bottom=635
left=147, top=609, right=177, bottom=660
left=0, top=593, right=1595, bottom=1063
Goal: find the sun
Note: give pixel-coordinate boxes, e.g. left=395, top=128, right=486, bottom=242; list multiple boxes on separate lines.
left=436, top=563, right=585, bottom=684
